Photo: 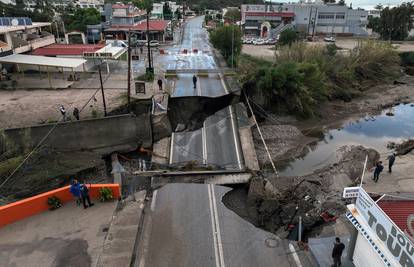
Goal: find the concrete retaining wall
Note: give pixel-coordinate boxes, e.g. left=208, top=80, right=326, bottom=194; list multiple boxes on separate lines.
left=1, top=114, right=152, bottom=155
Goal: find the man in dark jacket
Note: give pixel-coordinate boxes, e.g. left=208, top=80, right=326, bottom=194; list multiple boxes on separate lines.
left=373, top=161, right=384, bottom=182
left=192, top=75, right=197, bottom=89
left=73, top=107, right=80, bottom=121
left=79, top=183, right=94, bottom=209
left=388, top=153, right=396, bottom=173
left=332, top=237, right=345, bottom=266
left=157, top=79, right=163, bottom=91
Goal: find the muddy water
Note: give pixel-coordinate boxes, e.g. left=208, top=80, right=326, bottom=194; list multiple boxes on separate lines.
left=280, top=103, right=414, bottom=177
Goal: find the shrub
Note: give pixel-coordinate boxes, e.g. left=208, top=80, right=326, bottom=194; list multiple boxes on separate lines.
left=99, top=187, right=113, bottom=202
left=278, top=29, right=299, bottom=47
left=47, top=196, right=62, bottom=210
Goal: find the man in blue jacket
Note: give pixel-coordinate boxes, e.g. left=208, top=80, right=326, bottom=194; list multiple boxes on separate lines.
left=69, top=180, right=81, bottom=206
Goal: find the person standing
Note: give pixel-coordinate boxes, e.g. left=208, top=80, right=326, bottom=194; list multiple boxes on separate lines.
left=73, top=107, right=80, bottom=121
left=69, top=180, right=81, bottom=206
left=157, top=79, right=163, bottom=91
left=192, top=75, right=197, bottom=89
left=373, top=161, right=384, bottom=183
left=388, top=153, right=396, bottom=173
left=60, top=105, right=66, bottom=121
left=79, top=183, right=94, bottom=209
left=332, top=237, right=345, bottom=267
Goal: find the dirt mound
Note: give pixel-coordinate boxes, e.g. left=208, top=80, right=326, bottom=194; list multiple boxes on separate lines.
left=222, top=145, right=379, bottom=239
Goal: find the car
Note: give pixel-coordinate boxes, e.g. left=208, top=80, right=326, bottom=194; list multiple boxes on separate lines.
left=149, top=40, right=159, bottom=47
left=324, top=36, right=336, bottom=42
left=267, top=38, right=277, bottom=45
left=254, top=39, right=265, bottom=45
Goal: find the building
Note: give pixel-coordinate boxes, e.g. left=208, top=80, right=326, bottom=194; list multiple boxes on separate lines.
left=241, top=3, right=369, bottom=38
left=74, top=0, right=104, bottom=12
left=346, top=187, right=414, bottom=267
left=151, top=1, right=183, bottom=19
left=0, top=17, right=55, bottom=56
left=368, top=9, right=381, bottom=19
left=104, top=3, right=171, bottom=42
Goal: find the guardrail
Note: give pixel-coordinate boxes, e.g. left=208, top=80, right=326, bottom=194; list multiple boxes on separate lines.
left=0, top=183, right=120, bottom=227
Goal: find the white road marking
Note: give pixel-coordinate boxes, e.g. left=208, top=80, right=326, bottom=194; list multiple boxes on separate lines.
left=150, top=190, right=158, bottom=211
left=202, top=121, right=207, bottom=165
left=219, top=73, right=229, bottom=95
left=288, top=243, right=303, bottom=267
left=208, top=185, right=220, bottom=267
left=210, top=185, right=225, bottom=267
left=169, top=132, right=175, bottom=164
left=228, top=105, right=243, bottom=170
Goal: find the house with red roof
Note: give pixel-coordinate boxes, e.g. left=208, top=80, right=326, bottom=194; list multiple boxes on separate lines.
left=104, top=3, right=171, bottom=42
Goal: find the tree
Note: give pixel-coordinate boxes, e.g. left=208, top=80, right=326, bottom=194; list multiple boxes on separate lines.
left=278, top=29, right=298, bottom=46
left=163, top=2, right=172, bottom=20
left=224, top=9, right=241, bottom=22
left=323, top=0, right=335, bottom=3
left=378, top=3, right=414, bottom=41
left=209, top=24, right=242, bottom=66
left=367, top=16, right=381, bottom=33
left=63, top=8, right=100, bottom=32
left=338, top=0, right=345, bottom=6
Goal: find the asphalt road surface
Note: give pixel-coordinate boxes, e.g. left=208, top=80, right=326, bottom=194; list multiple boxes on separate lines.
left=138, top=184, right=301, bottom=267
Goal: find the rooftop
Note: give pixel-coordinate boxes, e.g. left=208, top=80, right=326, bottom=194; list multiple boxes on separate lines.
left=0, top=201, right=117, bottom=266
left=378, top=200, right=414, bottom=238
left=107, top=20, right=170, bottom=32
left=0, top=22, right=51, bottom=34
left=32, top=44, right=105, bottom=56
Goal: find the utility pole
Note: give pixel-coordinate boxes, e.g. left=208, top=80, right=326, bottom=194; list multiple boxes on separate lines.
left=231, top=25, right=234, bottom=69
left=98, top=64, right=107, bottom=116
left=127, top=30, right=132, bottom=112
left=146, top=12, right=153, bottom=72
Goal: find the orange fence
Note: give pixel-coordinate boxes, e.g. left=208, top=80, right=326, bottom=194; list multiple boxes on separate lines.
left=0, top=184, right=120, bottom=227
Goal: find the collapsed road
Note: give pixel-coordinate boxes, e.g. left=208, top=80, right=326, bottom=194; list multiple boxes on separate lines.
left=135, top=16, right=311, bottom=267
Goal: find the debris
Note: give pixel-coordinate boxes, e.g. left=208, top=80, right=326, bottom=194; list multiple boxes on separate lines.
left=394, top=139, right=414, bottom=155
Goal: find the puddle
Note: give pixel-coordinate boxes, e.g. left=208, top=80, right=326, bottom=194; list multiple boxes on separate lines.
left=280, top=103, right=414, bottom=177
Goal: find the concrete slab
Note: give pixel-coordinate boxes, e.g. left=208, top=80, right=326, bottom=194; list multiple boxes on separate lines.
left=0, top=200, right=117, bottom=267
left=97, top=190, right=146, bottom=267
left=152, top=137, right=170, bottom=165
left=239, top=126, right=260, bottom=171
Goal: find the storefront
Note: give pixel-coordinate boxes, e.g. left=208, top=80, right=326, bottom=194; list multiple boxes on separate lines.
left=346, top=187, right=414, bottom=267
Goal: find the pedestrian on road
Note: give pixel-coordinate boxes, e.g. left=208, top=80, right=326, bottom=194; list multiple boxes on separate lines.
left=140, top=46, right=143, bottom=54
left=79, top=182, right=94, bottom=209
left=73, top=107, right=80, bottom=121
left=192, top=75, right=197, bottom=89
left=59, top=105, right=66, bottom=121
left=373, top=161, right=384, bottom=183
left=332, top=237, right=345, bottom=267
left=388, top=153, right=396, bottom=173
left=69, top=180, right=81, bottom=206
left=157, top=79, right=163, bottom=91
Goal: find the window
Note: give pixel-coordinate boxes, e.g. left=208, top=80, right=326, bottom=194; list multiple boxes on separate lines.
left=336, top=14, right=345, bottom=19
left=318, top=13, right=335, bottom=19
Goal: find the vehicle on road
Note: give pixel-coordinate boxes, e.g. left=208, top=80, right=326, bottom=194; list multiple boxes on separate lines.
left=324, top=36, right=336, bottom=42
left=253, top=39, right=265, bottom=45
left=149, top=40, right=159, bottom=47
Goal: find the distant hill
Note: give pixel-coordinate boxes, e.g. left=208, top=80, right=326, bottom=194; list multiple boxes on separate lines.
left=176, top=0, right=264, bottom=10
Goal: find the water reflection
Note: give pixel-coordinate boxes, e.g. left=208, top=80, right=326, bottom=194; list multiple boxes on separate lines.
left=280, top=104, right=414, bottom=177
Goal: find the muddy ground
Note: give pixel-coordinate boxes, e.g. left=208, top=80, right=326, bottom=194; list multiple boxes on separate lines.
left=0, top=89, right=126, bottom=129
left=254, top=75, right=414, bottom=167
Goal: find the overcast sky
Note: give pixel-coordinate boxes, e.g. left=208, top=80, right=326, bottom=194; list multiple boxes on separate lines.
left=272, top=0, right=402, bottom=10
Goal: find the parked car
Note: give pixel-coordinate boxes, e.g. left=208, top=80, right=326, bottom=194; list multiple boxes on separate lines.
left=149, top=40, right=159, bottom=47
left=266, top=38, right=277, bottom=45
left=253, top=39, right=265, bottom=45
left=324, top=36, right=336, bottom=42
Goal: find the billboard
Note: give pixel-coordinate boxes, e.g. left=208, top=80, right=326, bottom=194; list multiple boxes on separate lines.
left=356, top=188, right=414, bottom=267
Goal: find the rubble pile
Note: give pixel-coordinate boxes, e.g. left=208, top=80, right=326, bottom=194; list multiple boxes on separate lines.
left=223, top=145, right=379, bottom=239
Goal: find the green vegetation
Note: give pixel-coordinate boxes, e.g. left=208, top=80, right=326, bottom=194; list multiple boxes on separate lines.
left=62, top=8, right=101, bottom=32
left=209, top=25, right=242, bottom=66
left=240, top=41, right=401, bottom=118
left=368, top=3, right=414, bottom=40
left=400, top=52, right=414, bottom=75
left=278, top=29, right=299, bottom=47
left=47, top=196, right=62, bottom=210
left=0, top=0, right=53, bottom=22
left=99, top=187, right=114, bottom=202
left=163, top=2, right=173, bottom=20
left=224, top=9, right=241, bottom=22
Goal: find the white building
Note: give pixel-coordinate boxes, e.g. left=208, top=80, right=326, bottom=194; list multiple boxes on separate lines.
left=151, top=1, right=182, bottom=19
left=75, top=0, right=104, bottom=12
left=346, top=187, right=414, bottom=267
left=0, top=17, right=55, bottom=56
left=241, top=3, right=369, bottom=37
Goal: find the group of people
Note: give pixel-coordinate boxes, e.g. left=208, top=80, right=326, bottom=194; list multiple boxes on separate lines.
left=59, top=105, right=80, bottom=122
left=69, top=180, right=94, bottom=209
left=157, top=75, right=198, bottom=91
left=372, top=153, right=396, bottom=183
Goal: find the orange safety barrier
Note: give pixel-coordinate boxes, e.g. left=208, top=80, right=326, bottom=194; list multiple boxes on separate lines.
left=0, top=184, right=120, bottom=227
